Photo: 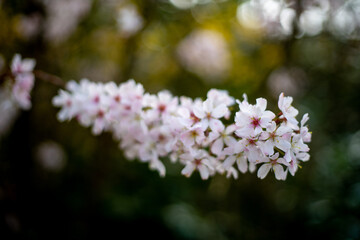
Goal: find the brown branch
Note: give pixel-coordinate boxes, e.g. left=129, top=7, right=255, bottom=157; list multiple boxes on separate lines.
left=34, top=70, right=65, bottom=87
left=1, top=68, right=65, bottom=88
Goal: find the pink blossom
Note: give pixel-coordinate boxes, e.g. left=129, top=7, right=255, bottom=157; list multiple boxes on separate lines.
left=235, top=98, right=275, bottom=137
left=257, top=153, right=289, bottom=180
left=193, top=98, right=227, bottom=132
left=10, top=54, right=36, bottom=110
left=180, top=127, right=205, bottom=148
left=284, top=135, right=310, bottom=163
left=11, top=54, right=36, bottom=75
left=258, top=122, right=291, bottom=156
left=208, top=124, right=237, bottom=156
left=300, top=113, right=312, bottom=142
left=222, top=141, right=248, bottom=173
left=278, top=92, right=299, bottom=129
left=180, top=150, right=215, bottom=180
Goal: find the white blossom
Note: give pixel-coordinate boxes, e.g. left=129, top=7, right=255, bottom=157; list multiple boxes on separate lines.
left=208, top=124, right=237, bottom=156
left=193, top=98, right=227, bottom=132
left=235, top=97, right=275, bottom=137
left=258, top=122, right=291, bottom=156
left=180, top=149, right=215, bottom=180
left=278, top=92, right=299, bottom=129
left=257, top=153, right=288, bottom=180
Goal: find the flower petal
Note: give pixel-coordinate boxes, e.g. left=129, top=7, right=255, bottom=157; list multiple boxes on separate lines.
left=198, top=164, right=210, bottom=180
left=257, top=163, right=271, bottom=179
left=209, top=119, right=224, bottom=132
left=236, top=156, right=248, bottom=173
left=181, top=162, right=196, bottom=177
left=212, top=103, right=227, bottom=118
left=223, top=155, right=236, bottom=170
left=256, top=98, right=267, bottom=112
left=211, top=138, right=224, bottom=156
left=273, top=164, right=285, bottom=180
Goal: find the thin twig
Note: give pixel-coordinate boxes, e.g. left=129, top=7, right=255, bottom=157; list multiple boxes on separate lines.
left=34, top=70, right=65, bottom=87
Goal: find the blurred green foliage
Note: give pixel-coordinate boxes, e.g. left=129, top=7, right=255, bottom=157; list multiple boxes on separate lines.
left=1, top=0, right=360, bottom=239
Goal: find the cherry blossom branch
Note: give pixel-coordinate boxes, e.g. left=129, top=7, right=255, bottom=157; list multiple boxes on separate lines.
left=0, top=55, right=64, bottom=110
left=1, top=53, right=312, bottom=181
left=52, top=79, right=312, bottom=181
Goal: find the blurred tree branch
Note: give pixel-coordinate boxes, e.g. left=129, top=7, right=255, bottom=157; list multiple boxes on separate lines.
left=34, top=70, right=65, bottom=87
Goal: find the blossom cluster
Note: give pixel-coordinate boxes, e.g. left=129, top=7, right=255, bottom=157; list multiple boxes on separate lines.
left=0, top=54, right=35, bottom=137
left=53, top=79, right=311, bottom=180
left=9, top=54, right=36, bottom=110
